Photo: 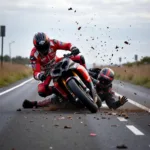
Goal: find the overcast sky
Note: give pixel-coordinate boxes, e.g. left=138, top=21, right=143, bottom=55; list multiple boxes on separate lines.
left=0, top=0, right=150, bottom=65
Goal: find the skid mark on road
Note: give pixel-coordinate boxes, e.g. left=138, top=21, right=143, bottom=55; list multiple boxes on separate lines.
left=115, top=92, right=150, bottom=113
left=126, top=125, right=144, bottom=136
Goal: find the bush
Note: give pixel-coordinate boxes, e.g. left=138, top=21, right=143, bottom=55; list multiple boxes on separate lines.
left=140, top=57, right=150, bottom=64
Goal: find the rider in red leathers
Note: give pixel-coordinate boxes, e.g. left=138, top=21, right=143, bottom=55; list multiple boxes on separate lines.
left=23, top=32, right=87, bottom=108
left=89, top=68, right=128, bottom=109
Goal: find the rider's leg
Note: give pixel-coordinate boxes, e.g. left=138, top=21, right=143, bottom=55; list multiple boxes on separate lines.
left=23, top=76, right=56, bottom=108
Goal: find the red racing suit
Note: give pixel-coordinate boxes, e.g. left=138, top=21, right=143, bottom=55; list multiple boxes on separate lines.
left=30, top=39, right=86, bottom=97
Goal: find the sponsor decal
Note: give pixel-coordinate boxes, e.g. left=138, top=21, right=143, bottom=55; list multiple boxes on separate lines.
left=34, top=51, right=39, bottom=58
left=59, top=41, right=64, bottom=46
left=41, top=57, right=46, bottom=62
left=53, top=39, right=58, bottom=44
left=30, top=56, right=36, bottom=61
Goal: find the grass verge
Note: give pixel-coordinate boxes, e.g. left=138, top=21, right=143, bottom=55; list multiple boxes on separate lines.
left=110, top=64, right=150, bottom=88
left=0, top=62, right=32, bottom=88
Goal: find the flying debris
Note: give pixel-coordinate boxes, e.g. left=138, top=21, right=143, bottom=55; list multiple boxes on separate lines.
left=78, top=27, right=81, bottom=30
left=75, top=21, right=79, bottom=25
left=116, top=144, right=128, bottom=149
left=64, top=126, right=72, bottom=129
left=124, top=41, right=130, bottom=45
left=115, top=46, right=119, bottom=49
left=68, top=7, right=73, bottom=10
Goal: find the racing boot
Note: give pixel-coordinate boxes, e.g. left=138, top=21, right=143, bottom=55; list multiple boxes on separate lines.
left=22, top=99, right=38, bottom=108
left=22, top=98, right=51, bottom=108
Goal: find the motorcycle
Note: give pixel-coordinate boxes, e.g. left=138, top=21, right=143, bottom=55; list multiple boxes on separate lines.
left=49, top=52, right=101, bottom=113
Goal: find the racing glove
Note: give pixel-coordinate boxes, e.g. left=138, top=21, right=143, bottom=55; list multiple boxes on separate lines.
left=71, top=47, right=80, bottom=55
left=118, top=96, right=128, bottom=105
left=38, top=73, right=46, bottom=82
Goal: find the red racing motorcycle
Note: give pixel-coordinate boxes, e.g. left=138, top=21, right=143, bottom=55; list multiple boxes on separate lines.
left=50, top=52, right=101, bottom=113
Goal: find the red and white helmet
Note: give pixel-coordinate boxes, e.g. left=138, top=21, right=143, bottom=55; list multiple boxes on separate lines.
left=98, top=68, right=114, bottom=87
left=33, top=32, right=50, bottom=55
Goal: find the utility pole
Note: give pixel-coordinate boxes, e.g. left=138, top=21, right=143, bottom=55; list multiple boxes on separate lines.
left=135, top=54, right=138, bottom=62
left=0, top=25, right=6, bottom=68
left=119, top=57, right=122, bottom=66
left=9, top=41, right=15, bottom=64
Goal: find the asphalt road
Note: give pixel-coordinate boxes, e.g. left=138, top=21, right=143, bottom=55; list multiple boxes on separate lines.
left=0, top=78, right=150, bottom=150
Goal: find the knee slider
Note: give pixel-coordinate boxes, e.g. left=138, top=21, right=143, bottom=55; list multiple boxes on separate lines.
left=38, top=92, right=47, bottom=97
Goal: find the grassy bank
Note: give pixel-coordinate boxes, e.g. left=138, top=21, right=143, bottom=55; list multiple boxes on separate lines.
left=110, top=64, right=150, bottom=88
left=0, top=62, right=32, bottom=88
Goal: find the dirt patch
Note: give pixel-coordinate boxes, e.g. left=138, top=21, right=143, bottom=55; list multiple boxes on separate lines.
left=42, top=103, right=147, bottom=113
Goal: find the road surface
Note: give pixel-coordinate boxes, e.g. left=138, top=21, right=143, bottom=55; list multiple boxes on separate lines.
left=0, top=78, right=150, bottom=150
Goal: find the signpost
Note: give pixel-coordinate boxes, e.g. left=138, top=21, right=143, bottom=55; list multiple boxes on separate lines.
left=119, top=57, right=122, bottom=64
left=135, top=54, right=138, bottom=62
left=0, top=25, right=6, bottom=68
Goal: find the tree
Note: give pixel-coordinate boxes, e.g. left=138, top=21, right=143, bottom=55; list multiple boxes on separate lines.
left=140, top=56, right=150, bottom=64
left=3, top=55, right=10, bottom=62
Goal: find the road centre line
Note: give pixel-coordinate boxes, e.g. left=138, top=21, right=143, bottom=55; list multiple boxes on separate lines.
left=126, top=125, right=144, bottom=135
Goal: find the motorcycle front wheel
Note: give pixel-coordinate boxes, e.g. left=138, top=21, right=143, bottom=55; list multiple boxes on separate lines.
left=67, top=79, right=98, bottom=113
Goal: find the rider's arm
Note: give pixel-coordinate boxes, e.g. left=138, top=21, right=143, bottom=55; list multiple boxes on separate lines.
left=104, top=85, right=127, bottom=109
left=88, top=69, right=98, bottom=79
left=52, top=39, right=74, bottom=51
left=92, top=68, right=101, bottom=74
left=30, top=48, right=41, bottom=80
left=91, top=76, right=99, bottom=85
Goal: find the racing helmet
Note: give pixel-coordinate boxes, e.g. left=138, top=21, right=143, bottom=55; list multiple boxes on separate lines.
left=33, top=32, right=50, bottom=55
left=97, top=68, right=114, bottom=87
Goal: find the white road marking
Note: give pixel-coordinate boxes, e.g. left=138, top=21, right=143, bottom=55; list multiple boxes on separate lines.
left=102, top=103, right=108, bottom=108
left=0, top=78, right=34, bottom=96
left=115, top=92, right=150, bottom=113
left=117, top=117, right=128, bottom=122
left=126, top=125, right=144, bottom=135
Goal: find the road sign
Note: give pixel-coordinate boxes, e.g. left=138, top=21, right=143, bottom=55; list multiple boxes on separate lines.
left=135, top=54, right=138, bottom=61
left=0, top=25, right=6, bottom=67
left=0, top=26, right=6, bottom=37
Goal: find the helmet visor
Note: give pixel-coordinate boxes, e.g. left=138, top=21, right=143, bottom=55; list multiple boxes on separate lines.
left=37, top=42, right=50, bottom=55
left=99, top=76, right=112, bottom=86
